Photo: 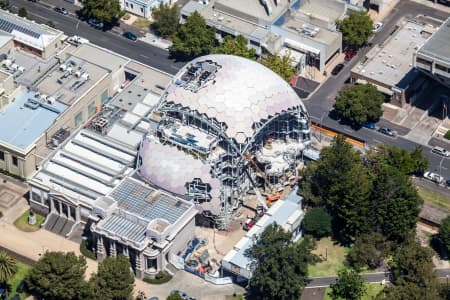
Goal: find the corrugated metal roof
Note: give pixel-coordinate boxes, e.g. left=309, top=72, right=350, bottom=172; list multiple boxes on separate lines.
left=99, top=214, right=147, bottom=243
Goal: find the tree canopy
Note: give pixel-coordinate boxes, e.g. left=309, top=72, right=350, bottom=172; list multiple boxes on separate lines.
left=213, top=35, right=257, bottom=59
left=337, top=11, right=373, bottom=49
left=152, top=3, right=179, bottom=38
left=329, top=268, right=366, bottom=300
left=440, top=215, right=450, bottom=254
left=26, top=251, right=89, bottom=300
left=302, top=207, right=332, bottom=238
left=170, top=12, right=215, bottom=60
left=368, top=165, right=422, bottom=242
left=248, top=223, right=309, bottom=300
left=0, top=0, right=10, bottom=10
left=334, top=84, right=384, bottom=125
left=261, top=54, right=296, bottom=82
left=89, top=255, right=134, bottom=300
left=18, top=7, right=27, bottom=18
left=81, top=0, right=122, bottom=25
left=346, top=232, right=388, bottom=270
left=0, top=251, right=17, bottom=284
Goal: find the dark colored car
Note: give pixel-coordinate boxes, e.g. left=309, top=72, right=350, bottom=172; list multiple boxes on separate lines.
left=331, top=63, right=344, bottom=76
left=88, top=18, right=104, bottom=29
left=123, top=31, right=137, bottom=41
left=446, top=178, right=450, bottom=186
left=345, top=50, right=357, bottom=61
left=54, top=7, right=68, bottom=15
left=362, top=121, right=375, bottom=129
left=378, top=126, right=395, bottom=136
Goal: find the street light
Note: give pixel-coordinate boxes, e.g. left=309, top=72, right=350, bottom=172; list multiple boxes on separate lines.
left=319, top=111, right=327, bottom=143
left=440, top=156, right=445, bottom=178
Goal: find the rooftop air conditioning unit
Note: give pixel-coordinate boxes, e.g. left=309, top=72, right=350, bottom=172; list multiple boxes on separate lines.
left=47, top=96, right=56, bottom=105
left=52, top=128, right=70, bottom=147
left=81, top=73, right=89, bottom=80
left=60, top=64, right=67, bottom=71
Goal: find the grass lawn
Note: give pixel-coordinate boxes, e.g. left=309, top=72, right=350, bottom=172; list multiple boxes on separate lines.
left=308, top=237, right=349, bottom=277
left=323, top=283, right=384, bottom=300
left=416, top=186, right=450, bottom=211
left=7, top=261, right=31, bottom=300
left=14, top=211, right=45, bottom=232
left=132, top=18, right=151, bottom=30
left=226, top=295, right=245, bottom=300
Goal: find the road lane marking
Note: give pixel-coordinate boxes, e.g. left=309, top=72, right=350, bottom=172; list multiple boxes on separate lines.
left=373, top=139, right=382, bottom=144
left=139, top=54, right=149, bottom=59
left=343, top=128, right=352, bottom=133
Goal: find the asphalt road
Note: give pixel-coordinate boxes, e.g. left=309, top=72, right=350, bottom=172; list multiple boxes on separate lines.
left=305, top=0, right=450, bottom=178
left=13, top=0, right=185, bottom=75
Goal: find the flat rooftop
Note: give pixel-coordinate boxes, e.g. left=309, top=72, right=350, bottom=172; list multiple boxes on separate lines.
left=297, top=0, right=345, bottom=24
left=0, top=89, right=67, bottom=151
left=36, top=55, right=109, bottom=106
left=281, top=16, right=341, bottom=46
left=125, top=60, right=171, bottom=92
left=418, top=17, right=450, bottom=64
left=352, top=21, right=432, bottom=88
left=71, top=43, right=130, bottom=73
left=0, top=10, right=62, bottom=50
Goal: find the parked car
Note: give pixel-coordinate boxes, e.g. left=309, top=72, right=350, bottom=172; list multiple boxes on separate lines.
left=432, top=146, right=450, bottom=157
left=446, top=178, right=450, bottom=186
left=88, top=18, right=104, bottom=29
left=373, top=22, right=383, bottom=33
left=331, top=63, right=344, bottom=76
left=362, top=121, right=375, bottom=129
left=123, top=31, right=137, bottom=41
left=345, top=50, right=356, bottom=61
left=378, top=126, right=395, bottom=136
left=243, top=218, right=255, bottom=231
left=54, top=7, right=68, bottom=15
left=424, top=171, right=444, bottom=184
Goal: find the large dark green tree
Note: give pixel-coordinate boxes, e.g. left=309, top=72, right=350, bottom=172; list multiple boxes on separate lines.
left=0, top=0, right=10, bottom=10
left=334, top=84, right=384, bottom=125
left=89, top=255, right=134, bottom=300
left=248, top=223, right=309, bottom=300
left=299, top=135, right=371, bottom=243
left=151, top=3, right=179, bottom=38
left=213, top=35, right=256, bottom=59
left=390, top=239, right=440, bottom=297
left=337, top=11, right=373, bottom=49
left=261, top=54, right=296, bottom=82
left=369, top=165, right=422, bottom=242
left=0, top=251, right=17, bottom=284
left=26, top=251, right=89, bottom=300
left=302, top=207, right=332, bottom=238
left=329, top=268, right=366, bottom=300
left=440, top=215, right=450, bottom=254
left=379, top=281, right=437, bottom=300
left=170, top=11, right=215, bottom=59
left=81, top=0, right=122, bottom=25
left=346, top=232, right=388, bottom=270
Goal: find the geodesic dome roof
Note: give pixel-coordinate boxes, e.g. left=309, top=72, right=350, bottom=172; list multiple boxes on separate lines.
left=165, top=54, right=306, bottom=142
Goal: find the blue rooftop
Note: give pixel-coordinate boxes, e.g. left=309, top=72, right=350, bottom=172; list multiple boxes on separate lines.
left=0, top=90, right=67, bottom=150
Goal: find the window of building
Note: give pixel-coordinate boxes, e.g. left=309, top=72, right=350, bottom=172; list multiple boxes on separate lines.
left=416, top=57, right=432, bottom=67
left=126, top=2, right=129, bottom=7
left=88, top=100, right=96, bottom=117
left=436, top=64, right=449, bottom=73
left=12, top=156, right=18, bottom=167
left=0, top=151, right=4, bottom=161
left=31, top=187, right=41, bottom=202
left=101, top=90, right=109, bottom=105
left=74, top=111, right=84, bottom=127
left=141, top=7, right=144, bottom=13
left=130, top=3, right=134, bottom=9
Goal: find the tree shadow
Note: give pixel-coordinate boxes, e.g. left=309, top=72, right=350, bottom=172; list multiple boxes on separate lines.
left=430, top=234, right=449, bottom=260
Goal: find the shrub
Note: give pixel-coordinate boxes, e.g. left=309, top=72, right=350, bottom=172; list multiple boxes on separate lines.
left=80, top=240, right=96, bottom=260
left=444, top=130, right=450, bottom=140
left=0, top=211, right=3, bottom=218
left=143, top=271, right=172, bottom=284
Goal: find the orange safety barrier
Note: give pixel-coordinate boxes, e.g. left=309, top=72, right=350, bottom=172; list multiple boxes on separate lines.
left=311, top=124, right=365, bottom=148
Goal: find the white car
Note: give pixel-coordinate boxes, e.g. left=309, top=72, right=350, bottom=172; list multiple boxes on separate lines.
left=432, top=146, right=450, bottom=157
left=67, top=35, right=89, bottom=45
left=373, top=22, right=383, bottom=33
left=424, top=171, right=444, bottom=184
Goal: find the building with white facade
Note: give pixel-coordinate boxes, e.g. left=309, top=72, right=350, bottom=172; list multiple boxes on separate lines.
left=120, top=0, right=177, bottom=19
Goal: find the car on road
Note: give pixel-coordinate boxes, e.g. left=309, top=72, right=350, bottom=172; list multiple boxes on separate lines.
left=424, top=171, right=444, bottom=184
left=88, top=18, right=104, bottom=30
left=373, top=22, right=383, bottom=33
left=446, top=178, right=450, bottom=186
left=243, top=217, right=255, bottom=231
left=378, top=126, right=395, bottom=137
left=54, top=7, right=68, bottom=15
left=362, top=121, right=375, bottom=129
left=123, top=31, right=137, bottom=41
left=432, top=146, right=450, bottom=157
left=345, top=50, right=356, bottom=61
left=331, top=63, right=344, bottom=76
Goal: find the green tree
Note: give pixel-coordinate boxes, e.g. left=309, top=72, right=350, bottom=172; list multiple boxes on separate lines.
left=409, top=146, right=429, bottom=175
left=329, top=268, right=366, bottom=300
left=26, top=251, right=89, bottom=300
left=334, top=84, right=384, bottom=125
left=167, top=294, right=184, bottom=300
left=213, top=35, right=256, bottom=59
left=81, top=0, right=122, bottom=25
left=440, top=215, right=450, bottom=254
left=379, top=281, right=437, bottom=300
left=0, top=251, right=17, bottom=284
left=261, top=54, right=296, bottom=82
left=18, top=7, right=27, bottom=18
left=152, top=3, right=179, bottom=38
left=302, top=207, right=332, bottom=238
left=47, top=21, right=56, bottom=28
left=170, top=11, right=215, bottom=59
left=299, top=135, right=371, bottom=243
left=248, top=223, right=309, bottom=300
left=390, top=239, right=439, bottom=295
left=337, top=11, right=373, bottom=49
left=89, top=255, right=134, bottom=300
left=0, top=0, right=10, bottom=10
left=346, top=232, right=388, bottom=270
left=369, top=165, right=422, bottom=242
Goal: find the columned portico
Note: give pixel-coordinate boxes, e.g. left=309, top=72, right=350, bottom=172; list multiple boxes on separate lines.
left=49, top=195, right=79, bottom=222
